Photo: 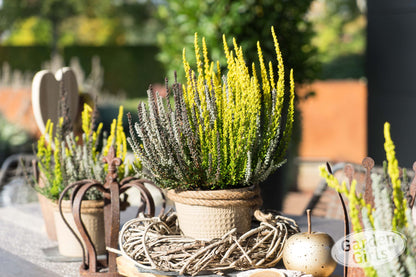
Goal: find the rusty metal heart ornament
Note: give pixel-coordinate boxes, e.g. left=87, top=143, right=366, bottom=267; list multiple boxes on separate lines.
left=31, top=67, right=79, bottom=134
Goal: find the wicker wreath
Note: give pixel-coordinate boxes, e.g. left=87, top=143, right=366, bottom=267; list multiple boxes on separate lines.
left=119, top=210, right=300, bottom=276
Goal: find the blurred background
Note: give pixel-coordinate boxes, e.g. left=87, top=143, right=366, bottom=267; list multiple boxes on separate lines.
left=0, top=0, right=401, bottom=212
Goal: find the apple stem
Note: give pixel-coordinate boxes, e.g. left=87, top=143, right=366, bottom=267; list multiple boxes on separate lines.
left=307, top=209, right=311, bottom=234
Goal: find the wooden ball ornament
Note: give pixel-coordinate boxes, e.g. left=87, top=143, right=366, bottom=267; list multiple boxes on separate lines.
left=282, top=210, right=337, bottom=277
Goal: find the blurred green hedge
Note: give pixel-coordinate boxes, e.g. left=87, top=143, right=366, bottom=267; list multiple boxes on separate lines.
left=321, top=53, right=365, bottom=80
left=64, top=46, right=165, bottom=98
left=0, top=46, right=51, bottom=73
left=0, top=45, right=165, bottom=98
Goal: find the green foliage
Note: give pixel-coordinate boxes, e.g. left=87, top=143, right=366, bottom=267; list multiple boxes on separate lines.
left=156, top=0, right=319, bottom=84
left=309, top=0, right=366, bottom=79
left=128, top=30, right=294, bottom=190
left=0, top=0, right=84, bottom=52
left=35, top=104, right=138, bottom=201
left=3, top=17, right=52, bottom=46
left=0, top=0, right=160, bottom=49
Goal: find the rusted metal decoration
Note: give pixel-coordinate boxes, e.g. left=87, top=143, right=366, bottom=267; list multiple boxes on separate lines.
left=328, top=157, right=376, bottom=277
left=327, top=162, right=349, bottom=277
left=362, top=157, right=375, bottom=208
left=58, top=146, right=165, bottom=276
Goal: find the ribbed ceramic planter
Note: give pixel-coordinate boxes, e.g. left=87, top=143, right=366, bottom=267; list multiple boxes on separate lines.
left=53, top=199, right=105, bottom=257
left=167, top=186, right=262, bottom=240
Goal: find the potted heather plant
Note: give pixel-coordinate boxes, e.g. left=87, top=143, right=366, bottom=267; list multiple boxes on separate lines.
left=128, top=27, right=294, bottom=239
left=35, top=103, right=138, bottom=256
left=320, top=122, right=416, bottom=277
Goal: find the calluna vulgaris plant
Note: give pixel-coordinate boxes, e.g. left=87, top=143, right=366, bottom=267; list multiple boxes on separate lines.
left=320, top=122, right=416, bottom=277
left=36, top=103, right=139, bottom=200
left=128, top=27, right=294, bottom=190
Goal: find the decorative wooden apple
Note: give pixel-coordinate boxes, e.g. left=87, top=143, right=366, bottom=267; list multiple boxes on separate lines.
left=282, top=210, right=337, bottom=277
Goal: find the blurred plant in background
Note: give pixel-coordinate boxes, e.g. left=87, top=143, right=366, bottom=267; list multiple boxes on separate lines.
left=308, top=0, right=366, bottom=79
left=0, top=0, right=159, bottom=52
left=0, top=62, right=33, bottom=89
left=0, top=114, right=32, bottom=164
left=0, top=0, right=367, bottom=97
left=156, top=0, right=320, bottom=85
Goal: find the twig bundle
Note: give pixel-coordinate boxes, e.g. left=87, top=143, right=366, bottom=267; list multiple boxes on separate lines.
left=119, top=210, right=299, bottom=276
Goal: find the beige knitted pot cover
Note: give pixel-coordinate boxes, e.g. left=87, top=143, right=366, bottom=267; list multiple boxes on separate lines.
left=167, top=186, right=262, bottom=240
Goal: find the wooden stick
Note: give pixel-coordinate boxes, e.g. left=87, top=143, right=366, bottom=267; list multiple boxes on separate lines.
left=306, top=209, right=311, bottom=234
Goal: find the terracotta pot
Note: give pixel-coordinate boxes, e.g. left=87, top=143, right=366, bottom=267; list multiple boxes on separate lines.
left=53, top=199, right=105, bottom=257
left=36, top=170, right=59, bottom=242
left=167, top=186, right=262, bottom=240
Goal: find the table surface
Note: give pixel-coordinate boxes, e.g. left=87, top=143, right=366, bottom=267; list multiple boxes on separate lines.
left=0, top=202, right=345, bottom=277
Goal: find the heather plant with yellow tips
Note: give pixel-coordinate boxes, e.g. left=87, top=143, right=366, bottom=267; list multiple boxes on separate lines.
left=320, top=122, right=416, bottom=277
left=128, top=27, right=294, bottom=190
left=35, top=103, right=137, bottom=201
left=103, top=105, right=139, bottom=179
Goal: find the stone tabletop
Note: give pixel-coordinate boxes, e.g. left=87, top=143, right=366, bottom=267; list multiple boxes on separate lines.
left=0, top=203, right=79, bottom=277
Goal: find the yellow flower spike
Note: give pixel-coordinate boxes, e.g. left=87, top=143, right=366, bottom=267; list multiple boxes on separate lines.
left=384, top=122, right=407, bottom=229
left=194, top=33, right=203, bottom=77
left=216, top=60, right=221, bottom=84
left=47, top=120, right=53, bottom=148
left=92, top=122, right=103, bottom=160
left=271, top=26, right=284, bottom=85
left=349, top=180, right=358, bottom=198
left=285, top=69, right=295, bottom=130
left=104, top=119, right=117, bottom=156
left=340, top=181, right=348, bottom=194
left=257, top=41, right=271, bottom=105
left=202, top=37, right=211, bottom=86
left=122, top=132, right=127, bottom=160
left=347, top=181, right=364, bottom=233
left=319, top=165, right=328, bottom=176
left=115, top=105, right=126, bottom=159
left=182, top=49, right=192, bottom=105
left=81, top=103, right=93, bottom=136
left=319, top=165, right=344, bottom=193
left=268, top=61, right=275, bottom=90
left=366, top=203, right=375, bottom=227
left=223, top=35, right=231, bottom=62
left=53, top=136, right=62, bottom=181
left=321, top=164, right=366, bottom=233
left=183, top=48, right=190, bottom=77
left=117, top=106, right=124, bottom=126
